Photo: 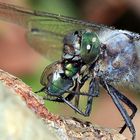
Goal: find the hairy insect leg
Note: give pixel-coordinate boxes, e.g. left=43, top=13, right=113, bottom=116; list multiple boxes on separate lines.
left=42, top=86, right=97, bottom=103
left=63, top=75, right=90, bottom=102
left=109, top=85, right=137, bottom=133
left=85, top=78, right=99, bottom=115
left=65, top=78, right=99, bottom=116
left=74, top=74, right=90, bottom=111
left=61, top=97, right=89, bottom=116
left=42, top=92, right=95, bottom=117
left=100, top=80, right=136, bottom=140
left=40, top=74, right=99, bottom=116
left=43, top=96, right=64, bottom=102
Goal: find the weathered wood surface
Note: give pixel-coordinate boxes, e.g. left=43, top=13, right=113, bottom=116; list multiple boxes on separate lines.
left=0, top=69, right=127, bottom=140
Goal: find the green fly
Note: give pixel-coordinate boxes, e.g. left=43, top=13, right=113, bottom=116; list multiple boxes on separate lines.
left=0, top=2, right=139, bottom=140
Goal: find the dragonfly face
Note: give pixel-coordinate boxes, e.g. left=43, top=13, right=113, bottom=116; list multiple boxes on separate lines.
left=63, top=29, right=100, bottom=64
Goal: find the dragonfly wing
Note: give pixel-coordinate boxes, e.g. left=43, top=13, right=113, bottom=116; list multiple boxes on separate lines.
left=26, top=28, right=63, bottom=61
left=0, top=2, right=109, bottom=30
left=0, top=2, right=32, bottom=27
left=0, top=2, right=112, bottom=60
left=26, top=17, right=109, bottom=60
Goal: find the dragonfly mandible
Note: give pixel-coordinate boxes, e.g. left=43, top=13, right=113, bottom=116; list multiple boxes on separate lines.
left=0, top=2, right=139, bottom=140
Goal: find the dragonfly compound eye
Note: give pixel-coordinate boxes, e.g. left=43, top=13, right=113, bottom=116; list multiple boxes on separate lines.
left=80, top=31, right=100, bottom=64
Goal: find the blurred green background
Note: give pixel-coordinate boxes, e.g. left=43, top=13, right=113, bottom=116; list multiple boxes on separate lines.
left=0, top=0, right=140, bottom=139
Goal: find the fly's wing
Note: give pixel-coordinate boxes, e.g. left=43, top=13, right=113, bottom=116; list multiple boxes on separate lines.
left=0, top=2, right=112, bottom=61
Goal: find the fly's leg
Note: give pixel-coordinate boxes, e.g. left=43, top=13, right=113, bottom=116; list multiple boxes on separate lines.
left=35, top=87, right=66, bottom=102
left=43, top=75, right=90, bottom=103
left=68, top=74, right=99, bottom=116
left=44, top=77, right=99, bottom=116
left=109, top=85, right=137, bottom=133
left=38, top=75, right=99, bottom=116
left=42, top=93, right=82, bottom=102
left=100, top=80, right=136, bottom=140
left=40, top=84, right=97, bottom=103
left=42, top=87, right=97, bottom=102
left=74, top=79, right=80, bottom=110
left=43, top=96, right=64, bottom=102
left=35, top=87, right=65, bottom=102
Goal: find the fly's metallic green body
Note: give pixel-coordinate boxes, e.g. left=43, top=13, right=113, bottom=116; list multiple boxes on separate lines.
left=40, top=60, right=83, bottom=96
left=64, top=61, right=80, bottom=77
left=0, top=2, right=139, bottom=140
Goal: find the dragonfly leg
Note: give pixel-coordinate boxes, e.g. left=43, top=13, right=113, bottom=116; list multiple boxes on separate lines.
left=43, top=93, right=92, bottom=113
left=100, top=80, right=136, bottom=140
left=40, top=75, right=99, bottom=116
left=85, top=78, right=99, bottom=116
left=64, top=76, right=90, bottom=102
left=73, top=75, right=90, bottom=109
left=61, top=97, right=88, bottom=116
left=65, top=78, right=99, bottom=116
left=108, top=85, right=137, bottom=133
left=64, top=75, right=90, bottom=102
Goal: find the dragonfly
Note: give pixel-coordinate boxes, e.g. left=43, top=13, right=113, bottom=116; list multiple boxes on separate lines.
left=0, top=2, right=139, bottom=140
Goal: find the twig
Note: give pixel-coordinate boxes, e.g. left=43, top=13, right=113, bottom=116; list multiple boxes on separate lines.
left=0, top=69, right=127, bottom=140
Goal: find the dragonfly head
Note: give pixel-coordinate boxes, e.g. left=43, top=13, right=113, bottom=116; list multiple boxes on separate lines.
left=63, top=29, right=100, bottom=64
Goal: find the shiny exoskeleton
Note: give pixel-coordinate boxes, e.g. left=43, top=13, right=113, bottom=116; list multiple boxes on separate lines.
left=37, top=30, right=101, bottom=116
left=39, top=60, right=82, bottom=96
left=0, top=2, right=139, bottom=140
